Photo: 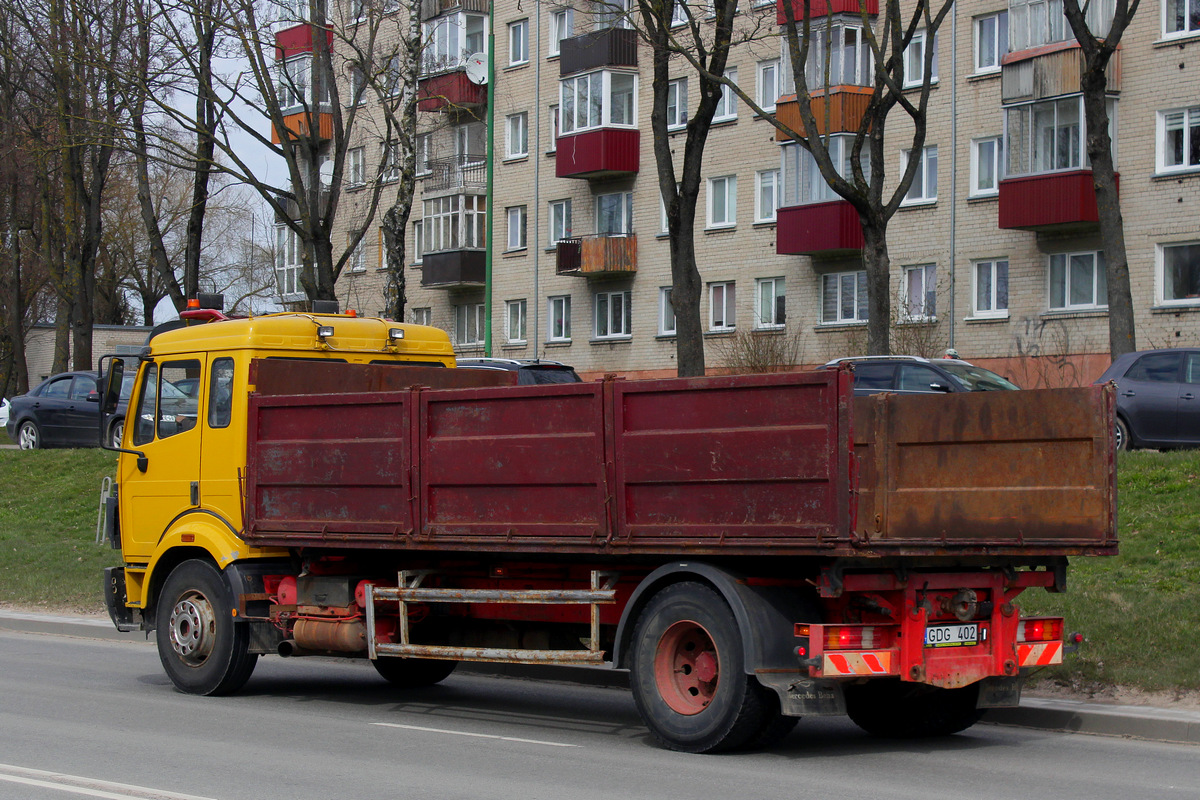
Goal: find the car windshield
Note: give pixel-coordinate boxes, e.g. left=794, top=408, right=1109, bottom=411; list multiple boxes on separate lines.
left=938, top=362, right=1021, bottom=391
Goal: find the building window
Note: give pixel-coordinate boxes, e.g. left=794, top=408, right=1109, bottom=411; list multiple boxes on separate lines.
left=902, top=146, right=938, bottom=205
left=381, top=141, right=400, bottom=182
left=781, top=135, right=870, bottom=206
left=755, top=169, right=779, bottom=222
left=1008, top=0, right=1111, bottom=51
left=548, top=103, right=560, bottom=151
left=416, top=134, right=432, bottom=176
left=1049, top=251, right=1107, bottom=311
left=549, top=7, right=573, bottom=56
left=804, top=23, right=872, bottom=90
left=757, top=59, right=779, bottom=112
left=549, top=295, right=572, bottom=341
left=348, top=146, right=365, bottom=186
left=667, top=78, right=688, bottom=130
left=707, top=175, right=736, bottom=228
left=756, top=277, right=785, bottom=328
left=455, top=122, right=487, bottom=163
left=411, top=307, right=431, bottom=326
left=507, top=206, right=528, bottom=250
left=902, top=264, right=937, bottom=320
left=507, top=299, right=528, bottom=343
left=509, top=19, right=529, bottom=65
left=453, top=303, right=485, bottom=346
left=1158, top=106, right=1200, bottom=174
left=349, top=232, right=366, bottom=272
left=709, top=281, right=736, bottom=331
left=594, top=290, right=632, bottom=338
left=412, top=220, right=423, bottom=263
left=423, top=195, right=486, bottom=252
left=506, top=112, right=529, bottom=158
left=903, top=30, right=938, bottom=88
left=560, top=70, right=637, bottom=133
left=549, top=199, right=572, bottom=246
left=278, top=54, right=311, bottom=110
left=595, top=0, right=633, bottom=30
left=659, top=287, right=676, bottom=335
left=714, top=67, right=737, bottom=121
left=1005, top=96, right=1117, bottom=177
left=671, top=0, right=692, bottom=26
left=597, top=191, right=633, bottom=235
left=820, top=270, right=868, bottom=324
left=1158, top=242, right=1200, bottom=305
left=422, top=12, right=486, bottom=75
left=1166, top=0, right=1200, bottom=36
left=275, top=225, right=303, bottom=300
left=973, top=259, right=1009, bottom=317
left=970, top=137, right=1003, bottom=197
left=975, top=10, right=1008, bottom=73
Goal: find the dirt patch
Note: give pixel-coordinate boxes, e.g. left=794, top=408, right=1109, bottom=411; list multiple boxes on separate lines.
left=1026, top=682, right=1200, bottom=712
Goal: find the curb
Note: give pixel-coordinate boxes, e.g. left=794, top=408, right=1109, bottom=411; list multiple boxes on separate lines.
left=3, top=611, right=1197, bottom=745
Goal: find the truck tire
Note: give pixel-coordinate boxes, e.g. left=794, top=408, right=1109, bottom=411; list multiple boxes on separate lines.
left=372, top=657, right=458, bottom=688
left=845, top=679, right=983, bottom=738
left=156, top=560, right=257, bottom=696
left=739, top=686, right=799, bottom=750
left=629, top=582, right=769, bottom=753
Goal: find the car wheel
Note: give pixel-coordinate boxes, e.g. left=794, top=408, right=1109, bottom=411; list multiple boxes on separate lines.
left=108, top=418, right=125, bottom=448
left=1115, top=417, right=1131, bottom=452
left=17, top=420, right=41, bottom=450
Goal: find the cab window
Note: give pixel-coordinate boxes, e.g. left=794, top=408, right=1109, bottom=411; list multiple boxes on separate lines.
left=208, top=358, right=234, bottom=429
left=131, top=360, right=202, bottom=446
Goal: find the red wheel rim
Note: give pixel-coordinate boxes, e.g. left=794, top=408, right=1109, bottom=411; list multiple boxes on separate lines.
left=653, top=619, right=720, bottom=715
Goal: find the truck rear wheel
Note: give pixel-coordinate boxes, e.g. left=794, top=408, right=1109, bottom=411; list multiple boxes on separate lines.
left=372, top=657, right=458, bottom=688
left=630, top=582, right=769, bottom=753
left=156, top=560, right=257, bottom=696
left=845, top=679, right=982, bottom=738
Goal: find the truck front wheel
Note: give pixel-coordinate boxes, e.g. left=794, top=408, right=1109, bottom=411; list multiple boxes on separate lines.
left=156, top=560, right=257, bottom=696
left=845, top=679, right=982, bottom=738
left=630, top=582, right=770, bottom=753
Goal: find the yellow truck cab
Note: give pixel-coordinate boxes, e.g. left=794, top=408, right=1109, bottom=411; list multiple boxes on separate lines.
left=101, top=302, right=456, bottom=667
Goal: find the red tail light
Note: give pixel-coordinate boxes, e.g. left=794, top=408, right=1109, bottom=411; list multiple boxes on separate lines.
left=1018, top=617, right=1064, bottom=642
left=823, top=625, right=895, bottom=650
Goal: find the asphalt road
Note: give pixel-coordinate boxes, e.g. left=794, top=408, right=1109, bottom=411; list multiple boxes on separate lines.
left=2, top=629, right=1198, bottom=800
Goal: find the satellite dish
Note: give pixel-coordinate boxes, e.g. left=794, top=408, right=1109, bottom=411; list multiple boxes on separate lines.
left=318, top=161, right=334, bottom=188
left=464, top=53, right=488, bottom=85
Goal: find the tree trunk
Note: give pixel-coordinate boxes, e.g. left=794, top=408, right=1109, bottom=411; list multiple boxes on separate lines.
left=862, top=221, right=892, bottom=355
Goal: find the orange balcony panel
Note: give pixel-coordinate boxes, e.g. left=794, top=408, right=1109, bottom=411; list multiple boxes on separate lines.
left=777, top=201, right=863, bottom=255
left=998, top=170, right=1117, bottom=231
left=275, top=24, right=334, bottom=60
left=775, top=87, right=874, bottom=140
left=556, top=129, right=639, bottom=179
left=777, top=0, right=878, bottom=24
left=556, top=234, right=637, bottom=276
left=418, top=71, right=487, bottom=112
left=271, top=112, right=333, bottom=145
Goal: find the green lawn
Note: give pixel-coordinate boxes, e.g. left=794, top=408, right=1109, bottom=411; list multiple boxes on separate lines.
left=1, top=447, right=1197, bottom=692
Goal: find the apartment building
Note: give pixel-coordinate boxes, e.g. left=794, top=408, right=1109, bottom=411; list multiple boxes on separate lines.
left=274, top=0, right=1200, bottom=384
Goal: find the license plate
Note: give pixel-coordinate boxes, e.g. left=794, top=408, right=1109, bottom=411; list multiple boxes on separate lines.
left=924, top=623, right=985, bottom=648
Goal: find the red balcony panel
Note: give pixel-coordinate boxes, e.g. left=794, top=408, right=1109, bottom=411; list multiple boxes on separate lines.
left=418, top=71, right=487, bottom=111
left=275, top=25, right=334, bottom=60
left=776, top=200, right=863, bottom=255
left=777, top=0, right=878, bottom=24
left=556, top=129, right=640, bottom=179
left=997, top=170, right=1117, bottom=231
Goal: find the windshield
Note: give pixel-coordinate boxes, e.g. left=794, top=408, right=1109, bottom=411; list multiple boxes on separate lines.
left=940, top=362, right=1021, bottom=391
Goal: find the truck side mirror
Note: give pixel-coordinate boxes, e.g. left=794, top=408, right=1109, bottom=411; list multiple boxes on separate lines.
left=102, top=359, right=123, bottom=415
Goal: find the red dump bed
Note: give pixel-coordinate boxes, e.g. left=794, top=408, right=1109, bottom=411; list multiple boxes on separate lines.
left=242, top=360, right=1117, bottom=558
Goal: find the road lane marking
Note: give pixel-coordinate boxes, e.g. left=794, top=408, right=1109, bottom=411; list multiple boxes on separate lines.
left=371, top=721, right=581, bottom=747
left=0, top=763, right=216, bottom=800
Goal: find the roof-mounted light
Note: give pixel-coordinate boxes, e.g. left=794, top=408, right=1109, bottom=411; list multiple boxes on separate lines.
left=388, top=328, right=405, bottom=341
left=317, top=325, right=334, bottom=341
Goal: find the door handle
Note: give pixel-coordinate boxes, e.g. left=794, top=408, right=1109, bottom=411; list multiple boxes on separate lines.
left=1120, top=390, right=1136, bottom=397
left=1183, top=393, right=1196, bottom=401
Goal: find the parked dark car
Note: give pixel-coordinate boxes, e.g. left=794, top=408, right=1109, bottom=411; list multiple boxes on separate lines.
left=1095, top=348, right=1200, bottom=451
left=5, top=370, right=134, bottom=450
left=823, top=355, right=1021, bottom=396
left=455, top=358, right=582, bottom=385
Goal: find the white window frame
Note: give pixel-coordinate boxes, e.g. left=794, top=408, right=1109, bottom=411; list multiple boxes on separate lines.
left=707, top=175, right=737, bottom=229
left=549, top=295, right=572, bottom=341
left=659, top=287, right=676, bottom=335
left=974, top=10, right=1008, bottom=74
left=507, top=205, right=528, bottom=251
left=278, top=54, right=311, bottom=111
left=423, top=195, right=486, bottom=253
left=549, top=199, right=572, bottom=246
left=594, top=289, right=632, bottom=339
left=349, top=232, right=366, bottom=272
left=506, top=112, right=529, bottom=158
left=1165, top=0, right=1200, bottom=37
left=708, top=281, right=736, bottom=331
left=348, top=146, right=365, bottom=186
left=973, top=259, right=1010, bottom=317
left=713, top=66, right=737, bottom=122
left=903, top=30, right=938, bottom=88
left=410, top=307, right=431, bottom=326
left=416, top=133, right=432, bottom=176
left=1048, top=251, right=1108, bottom=311
left=506, top=299, right=528, bottom=343
left=509, top=19, right=529, bottom=66
left=902, top=264, right=937, bottom=321
left=596, top=191, right=633, bottom=235
left=666, top=78, right=688, bottom=130
left=970, top=136, right=1003, bottom=197
left=757, top=59, right=780, bottom=112
left=275, top=224, right=304, bottom=301
left=804, top=23, right=872, bottom=90
left=595, top=0, right=633, bottom=30
left=412, top=220, right=424, bottom=264
left=901, top=146, right=938, bottom=205
left=453, top=302, right=486, bottom=346
left=755, top=277, right=785, bottom=329
left=1157, top=241, right=1200, bottom=306
left=782, top=135, right=869, bottom=206
left=820, top=270, right=868, bottom=325
left=549, top=7, right=573, bottom=56
left=1157, top=106, right=1200, bottom=174
left=421, top=12, right=487, bottom=76
left=559, top=70, right=638, bottom=133
left=755, top=169, right=779, bottom=223
left=380, top=141, right=400, bottom=183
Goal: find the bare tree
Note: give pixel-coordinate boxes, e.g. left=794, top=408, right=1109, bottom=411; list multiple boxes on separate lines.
left=1062, top=0, right=1139, bottom=358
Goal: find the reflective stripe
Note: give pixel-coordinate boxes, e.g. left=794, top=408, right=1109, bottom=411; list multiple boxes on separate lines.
left=823, top=650, right=894, bottom=676
left=1017, top=641, right=1063, bottom=667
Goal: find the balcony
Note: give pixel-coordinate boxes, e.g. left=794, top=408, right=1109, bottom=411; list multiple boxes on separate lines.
left=419, top=0, right=488, bottom=21
left=997, top=170, right=1117, bottom=231
left=417, top=69, right=487, bottom=112
left=776, top=0, right=878, bottom=23
left=556, top=129, right=639, bottom=179
left=422, top=155, right=486, bottom=194
left=776, top=200, right=863, bottom=256
left=274, top=24, right=333, bottom=59
left=774, top=86, right=873, bottom=139
left=421, top=249, right=486, bottom=288
left=271, top=111, right=333, bottom=144
left=559, top=27, right=637, bottom=76
left=556, top=234, right=638, bottom=276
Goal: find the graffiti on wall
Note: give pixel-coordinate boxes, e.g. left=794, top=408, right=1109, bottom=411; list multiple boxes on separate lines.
left=1011, top=316, right=1093, bottom=388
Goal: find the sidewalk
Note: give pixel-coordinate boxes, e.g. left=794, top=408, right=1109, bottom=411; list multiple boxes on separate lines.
left=3, top=609, right=1197, bottom=745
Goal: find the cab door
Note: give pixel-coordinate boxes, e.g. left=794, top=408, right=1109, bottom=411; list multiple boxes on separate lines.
left=118, top=356, right=205, bottom=562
